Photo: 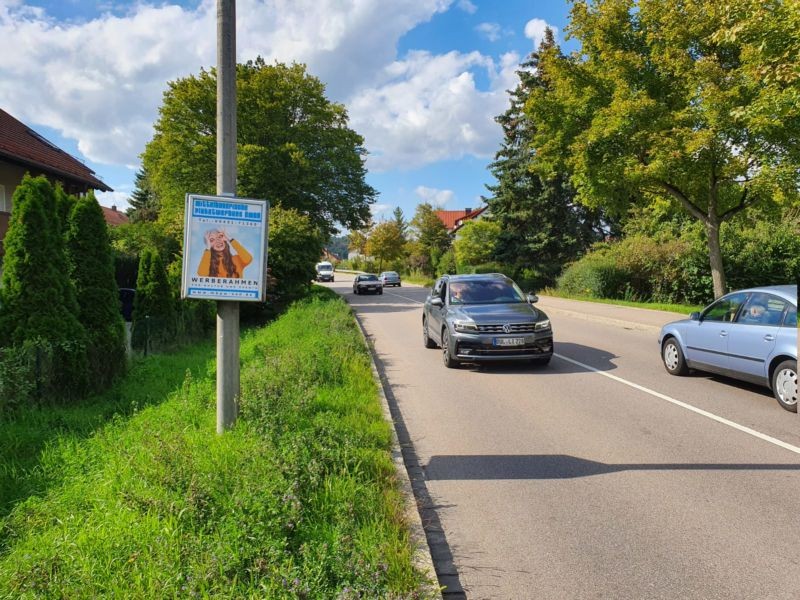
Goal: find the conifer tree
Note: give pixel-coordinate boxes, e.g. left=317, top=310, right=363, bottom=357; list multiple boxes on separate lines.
left=66, top=192, right=127, bottom=388
left=54, top=184, right=76, bottom=235
left=0, top=175, right=88, bottom=399
left=127, top=168, right=160, bottom=223
left=131, top=247, right=175, bottom=352
left=487, top=29, right=605, bottom=289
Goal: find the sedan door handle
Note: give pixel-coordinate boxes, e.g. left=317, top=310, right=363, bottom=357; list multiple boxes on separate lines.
left=763, top=334, right=775, bottom=342
left=719, top=331, right=728, bottom=337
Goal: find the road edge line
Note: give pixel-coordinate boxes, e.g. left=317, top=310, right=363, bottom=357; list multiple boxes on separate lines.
left=350, top=309, right=443, bottom=599
left=555, top=353, right=800, bottom=456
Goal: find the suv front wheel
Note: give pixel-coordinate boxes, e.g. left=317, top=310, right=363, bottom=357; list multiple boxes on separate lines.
left=441, top=328, right=460, bottom=369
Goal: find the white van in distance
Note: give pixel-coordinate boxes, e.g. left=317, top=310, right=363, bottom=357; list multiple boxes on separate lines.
left=315, top=261, right=334, bottom=282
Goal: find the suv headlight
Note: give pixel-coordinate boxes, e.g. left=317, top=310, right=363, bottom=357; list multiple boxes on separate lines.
left=453, top=320, right=478, bottom=332
left=534, top=319, right=551, bottom=331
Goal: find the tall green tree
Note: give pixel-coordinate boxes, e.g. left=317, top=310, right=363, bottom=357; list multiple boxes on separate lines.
left=410, top=203, right=451, bottom=274
left=528, top=0, right=800, bottom=298
left=365, top=221, right=405, bottom=271
left=65, top=192, right=127, bottom=388
left=487, top=30, right=606, bottom=290
left=127, top=168, right=160, bottom=224
left=0, top=175, right=88, bottom=399
left=143, top=58, right=376, bottom=239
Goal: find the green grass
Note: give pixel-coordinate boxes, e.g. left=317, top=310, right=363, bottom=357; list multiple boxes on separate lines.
left=542, top=288, right=703, bottom=315
left=402, top=274, right=434, bottom=288
left=0, top=288, right=436, bottom=598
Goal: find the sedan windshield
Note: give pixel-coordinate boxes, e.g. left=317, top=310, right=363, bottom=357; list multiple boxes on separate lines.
left=361, top=274, right=379, bottom=281
left=449, top=280, right=525, bottom=305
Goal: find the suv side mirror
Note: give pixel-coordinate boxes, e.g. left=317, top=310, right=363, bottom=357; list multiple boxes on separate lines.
left=431, top=297, right=443, bottom=307
left=527, top=293, right=539, bottom=304
left=689, top=311, right=701, bottom=321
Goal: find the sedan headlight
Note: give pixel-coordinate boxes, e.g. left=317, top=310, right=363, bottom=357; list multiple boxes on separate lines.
left=534, top=319, right=551, bottom=331
left=453, top=320, right=478, bottom=332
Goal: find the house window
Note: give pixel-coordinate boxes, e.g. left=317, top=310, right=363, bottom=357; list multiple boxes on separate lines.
left=0, top=184, right=7, bottom=212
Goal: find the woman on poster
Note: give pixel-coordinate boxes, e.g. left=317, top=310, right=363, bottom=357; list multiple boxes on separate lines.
left=197, top=228, right=253, bottom=278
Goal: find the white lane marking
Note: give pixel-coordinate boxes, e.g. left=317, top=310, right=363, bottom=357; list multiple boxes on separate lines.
left=555, top=353, right=800, bottom=456
left=384, top=290, right=426, bottom=304
left=371, top=287, right=800, bottom=456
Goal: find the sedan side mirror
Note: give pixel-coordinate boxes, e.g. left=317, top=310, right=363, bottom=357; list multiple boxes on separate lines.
left=431, top=297, right=444, bottom=307
left=527, top=293, right=539, bottom=304
left=689, top=311, right=701, bottom=321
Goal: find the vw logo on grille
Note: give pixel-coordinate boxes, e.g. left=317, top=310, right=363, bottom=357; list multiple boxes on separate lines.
left=502, top=323, right=512, bottom=333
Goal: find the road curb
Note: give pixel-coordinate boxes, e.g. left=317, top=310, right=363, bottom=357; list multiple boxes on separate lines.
left=350, top=310, right=443, bottom=599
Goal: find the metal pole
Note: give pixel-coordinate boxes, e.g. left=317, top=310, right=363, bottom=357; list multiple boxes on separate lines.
left=216, top=0, right=239, bottom=433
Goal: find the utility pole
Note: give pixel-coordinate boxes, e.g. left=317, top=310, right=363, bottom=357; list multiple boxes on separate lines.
left=216, top=0, right=238, bottom=433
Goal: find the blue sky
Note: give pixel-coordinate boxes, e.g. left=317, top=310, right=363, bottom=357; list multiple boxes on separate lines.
left=1, top=0, right=572, bottom=231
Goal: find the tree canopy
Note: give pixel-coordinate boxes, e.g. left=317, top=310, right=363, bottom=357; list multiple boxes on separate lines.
left=143, top=58, right=376, bottom=239
left=486, top=30, right=605, bottom=289
left=453, top=219, right=501, bottom=267
left=365, top=221, right=405, bottom=270
left=527, top=0, right=800, bottom=297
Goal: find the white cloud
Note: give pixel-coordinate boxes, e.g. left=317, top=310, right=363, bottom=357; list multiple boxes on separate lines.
left=370, top=203, right=392, bottom=218
left=0, top=1, right=526, bottom=177
left=524, top=18, right=557, bottom=49
left=96, top=190, right=131, bottom=210
left=457, top=0, right=477, bottom=14
left=0, top=0, right=453, bottom=167
left=415, top=186, right=454, bottom=208
left=475, top=22, right=501, bottom=42
left=349, top=50, right=519, bottom=171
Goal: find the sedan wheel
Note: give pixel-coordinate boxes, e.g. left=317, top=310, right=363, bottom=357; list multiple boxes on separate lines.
left=423, top=318, right=436, bottom=348
left=772, top=360, right=798, bottom=413
left=662, top=338, right=689, bottom=375
left=441, top=329, right=460, bottom=369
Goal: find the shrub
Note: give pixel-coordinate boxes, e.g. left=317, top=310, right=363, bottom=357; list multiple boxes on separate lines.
left=435, top=248, right=457, bottom=276
left=268, top=207, right=324, bottom=294
left=65, top=192, right=127, bottom=389
left=556, top=248, right=629, bottom=299
left=0, top=175, right=89, bottom=401
left=132, top=247, right=176, bottom=352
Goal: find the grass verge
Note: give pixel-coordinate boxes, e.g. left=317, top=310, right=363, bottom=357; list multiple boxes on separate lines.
left=0, top=288, right=435, bottom=598
left=542, top=288, right=702, bottom=315
left=402, top=275, right=434, bottom=288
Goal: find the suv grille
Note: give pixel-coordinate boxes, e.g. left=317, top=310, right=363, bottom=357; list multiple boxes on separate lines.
left=476, top=323, right=536, bottom=333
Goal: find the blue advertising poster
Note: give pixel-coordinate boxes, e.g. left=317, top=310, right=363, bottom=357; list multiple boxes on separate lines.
left=181, top=194, right=269, bottom=301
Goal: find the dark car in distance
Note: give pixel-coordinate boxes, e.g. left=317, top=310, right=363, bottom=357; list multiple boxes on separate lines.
left=422, top=273, right=553, bottom=368
left=353, top=274, right=383, bottom=295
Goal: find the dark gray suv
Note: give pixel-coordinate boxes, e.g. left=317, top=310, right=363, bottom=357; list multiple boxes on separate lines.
left=422, top=273, right=553, bottom=368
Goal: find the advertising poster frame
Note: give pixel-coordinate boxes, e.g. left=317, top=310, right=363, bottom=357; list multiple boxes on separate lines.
left=181, top=194, right=269, bottom=302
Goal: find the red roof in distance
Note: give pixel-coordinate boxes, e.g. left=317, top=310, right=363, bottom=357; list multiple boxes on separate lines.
left=0, top=109, right=112, bottom=192
left=435, top=206, right=487, bottom=232
left=102, top=205, right=129, bottom=227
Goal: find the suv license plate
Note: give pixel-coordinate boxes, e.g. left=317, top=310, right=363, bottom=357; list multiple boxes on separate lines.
left=494, top=337, right=525, bottom=347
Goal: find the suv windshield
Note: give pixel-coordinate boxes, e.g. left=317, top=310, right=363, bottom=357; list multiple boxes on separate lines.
left=318, top=265, right=332, bottom=271
left=449, top=279, right=525, bottom=305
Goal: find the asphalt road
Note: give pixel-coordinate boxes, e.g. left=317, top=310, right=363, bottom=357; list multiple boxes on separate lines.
left=326, top=275, right=800, bottom=600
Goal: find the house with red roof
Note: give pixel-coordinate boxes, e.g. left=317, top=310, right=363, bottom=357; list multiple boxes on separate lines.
left=434, top=205, right=489, bottom=236
left=0, top=108, right=114, bottom=257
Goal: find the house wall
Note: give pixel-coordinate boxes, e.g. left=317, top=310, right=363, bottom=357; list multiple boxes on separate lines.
left=0, top=161, right=27, bottom=213
left=0, top=160, right=98, bottom=259
left=0, top=162, right=27, bottom=256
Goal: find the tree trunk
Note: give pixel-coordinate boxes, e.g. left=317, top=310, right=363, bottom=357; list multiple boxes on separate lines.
left=705, top=220, right=727, bottom=299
